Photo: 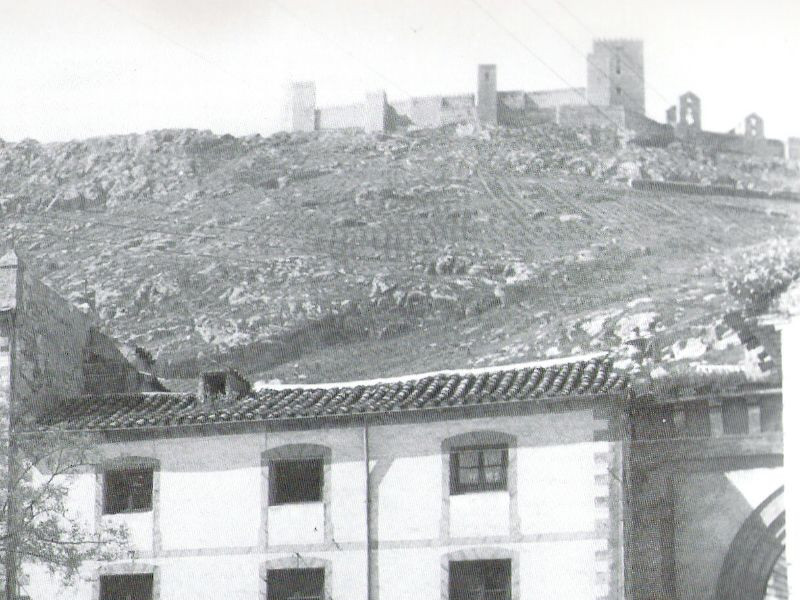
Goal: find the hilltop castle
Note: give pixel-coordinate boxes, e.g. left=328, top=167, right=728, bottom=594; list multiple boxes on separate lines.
left=286, top=40, right=646, bottom=133
left=286, top=39, right=785, bottom=158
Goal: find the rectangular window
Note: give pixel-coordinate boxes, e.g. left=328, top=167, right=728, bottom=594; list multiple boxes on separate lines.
left=450, top=446, right=508, bottom=494
left=450, top=559, right=511, bottom=600
left=103, top=468, right=154, bottom=514
left=270, top=459, right=323, bottom=504
left=267, top=568, right=324, bottom=600
left=100, top=574, right=153, bottom=600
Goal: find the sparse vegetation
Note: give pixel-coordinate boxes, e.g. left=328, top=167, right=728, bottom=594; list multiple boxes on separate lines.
left=1, top=126, right=798, bottom=383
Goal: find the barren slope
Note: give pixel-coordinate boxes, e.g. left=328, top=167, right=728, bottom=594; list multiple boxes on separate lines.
left=1, top=126, right=798, bottom=386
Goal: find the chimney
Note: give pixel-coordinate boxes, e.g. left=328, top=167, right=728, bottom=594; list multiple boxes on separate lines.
left=198, top=368, right=251, bottom=402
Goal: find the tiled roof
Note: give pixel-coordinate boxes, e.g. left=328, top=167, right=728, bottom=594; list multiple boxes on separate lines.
left=37, top=357, right=628, bottom=431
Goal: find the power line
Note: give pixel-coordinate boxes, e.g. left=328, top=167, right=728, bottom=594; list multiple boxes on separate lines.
left=92, top=0, right=254, bottom=89
left=261, top=0, right=416, bottom=99
left=463, top=0, right=624, bottom=131
left=516, top=0, right=665, bottom=111
left=544, top=0, right=673, bottom=105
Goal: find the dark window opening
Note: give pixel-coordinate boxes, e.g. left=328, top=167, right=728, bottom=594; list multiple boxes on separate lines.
left=270, top=458, right=323, bottom=504
left=450, top=445, right=507, bottom=495
left=267, top=568, right=324, bottom=600
left=100, top=574, right=153, bottom=600
left=616, top=86, right=622, bottom=96
left=103, top=468, right=153, bottom=514
left=485, top=72, right=490, bottom=81
left=450, top=559, right=511, bottom=600
left=203, top=372, right=226, bottom=397
left=615, top=55, right=622, bottom=75
left=722, top=399, right=748, bottom=435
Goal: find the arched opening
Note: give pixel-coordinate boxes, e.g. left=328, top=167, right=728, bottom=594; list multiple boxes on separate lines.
left=764, top=549, right=788, bottom=600
left=714, top=486, right=786, bottom=600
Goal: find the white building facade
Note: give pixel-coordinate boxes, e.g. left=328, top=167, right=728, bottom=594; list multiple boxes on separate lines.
left=25, top=359, right=628, bottom=600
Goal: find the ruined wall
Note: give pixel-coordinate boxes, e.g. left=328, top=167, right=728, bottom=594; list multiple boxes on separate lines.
left=527, top=87, right=587, bottom=109
left=390, top=96, right=444, bottom=129
left=440, top=94, right=476, bottom=126
left=4, top=255, right=143, bottom=415
left=694, top=131, right=785, bottom=158
left=497, top=98, right=557, bottom=128
left=788, top=137, right=800, bottom=161
left=316, top=103, right=364, bottom=131
left=558, top=104, right=626, bottom=129
left=627, top=111, right=676, bottom=146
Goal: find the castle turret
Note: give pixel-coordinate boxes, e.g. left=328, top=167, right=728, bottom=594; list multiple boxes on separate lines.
left=477, top=64, right=498, bottom=125
left=678, top=91, right=702, bottom=134
left=744, top=113, right=764, bottom=139
left=287, top=82, right=317, bottom=132
left=587, top=39, right=645, bottom=114
left=364, top=90, right=388, bottom=133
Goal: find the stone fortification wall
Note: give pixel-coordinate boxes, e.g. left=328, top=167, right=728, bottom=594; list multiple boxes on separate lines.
left=440, top=94, right=476, bottom=126
left=527, top=87, right=587, bottom=109
left=788, top=137, right=800, bottom=161
left=390, top=96, right=445, bottom=129
left=696, top=131, right=785, bottom=159
left=2, top=253, right=145, bottom=416
left=558, top=104, right=627, bottom=129
left=317, top=103, right=365, bottom=131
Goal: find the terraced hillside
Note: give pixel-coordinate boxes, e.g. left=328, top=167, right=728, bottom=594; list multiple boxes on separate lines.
left=1, top=125, right=798, bottom=386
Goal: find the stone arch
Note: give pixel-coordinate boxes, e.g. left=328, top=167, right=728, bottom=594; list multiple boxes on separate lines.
left=713, top=485, right=785, bottom=600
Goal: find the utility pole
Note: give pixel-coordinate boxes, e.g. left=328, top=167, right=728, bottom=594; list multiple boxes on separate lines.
left=2, top=249, right=20, bottom=600
left=4, top=313, right=18, bottom=600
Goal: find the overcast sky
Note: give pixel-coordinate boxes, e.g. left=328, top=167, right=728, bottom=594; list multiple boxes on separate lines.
left=0, top=0, right=797, bottom=142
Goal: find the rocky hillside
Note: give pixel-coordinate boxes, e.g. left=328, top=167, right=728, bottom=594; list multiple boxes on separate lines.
left=1, top=125, right=798, bottom=385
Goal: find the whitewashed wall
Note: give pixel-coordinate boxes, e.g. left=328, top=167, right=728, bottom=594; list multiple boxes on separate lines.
left=24, top=408, right=617, bottom=600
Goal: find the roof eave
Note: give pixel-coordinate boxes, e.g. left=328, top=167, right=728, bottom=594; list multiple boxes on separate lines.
left=27, top=389, right=630, bottom=442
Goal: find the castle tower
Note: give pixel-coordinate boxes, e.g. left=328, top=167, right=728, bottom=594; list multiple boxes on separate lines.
left=744, top=113, right=764, bottom=138
left=364, top=90, right=388, bottom=133
left=788, top=137, right=800, bottom=161
left=587, top=39, right=645, bottom=114
left=678, top=91, right=702, bottom=133
left=666, top=105, right=677, bottom=127
left=477, top=64, right=498, bottom=126
left=286, top=82, right=317, bottom=132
